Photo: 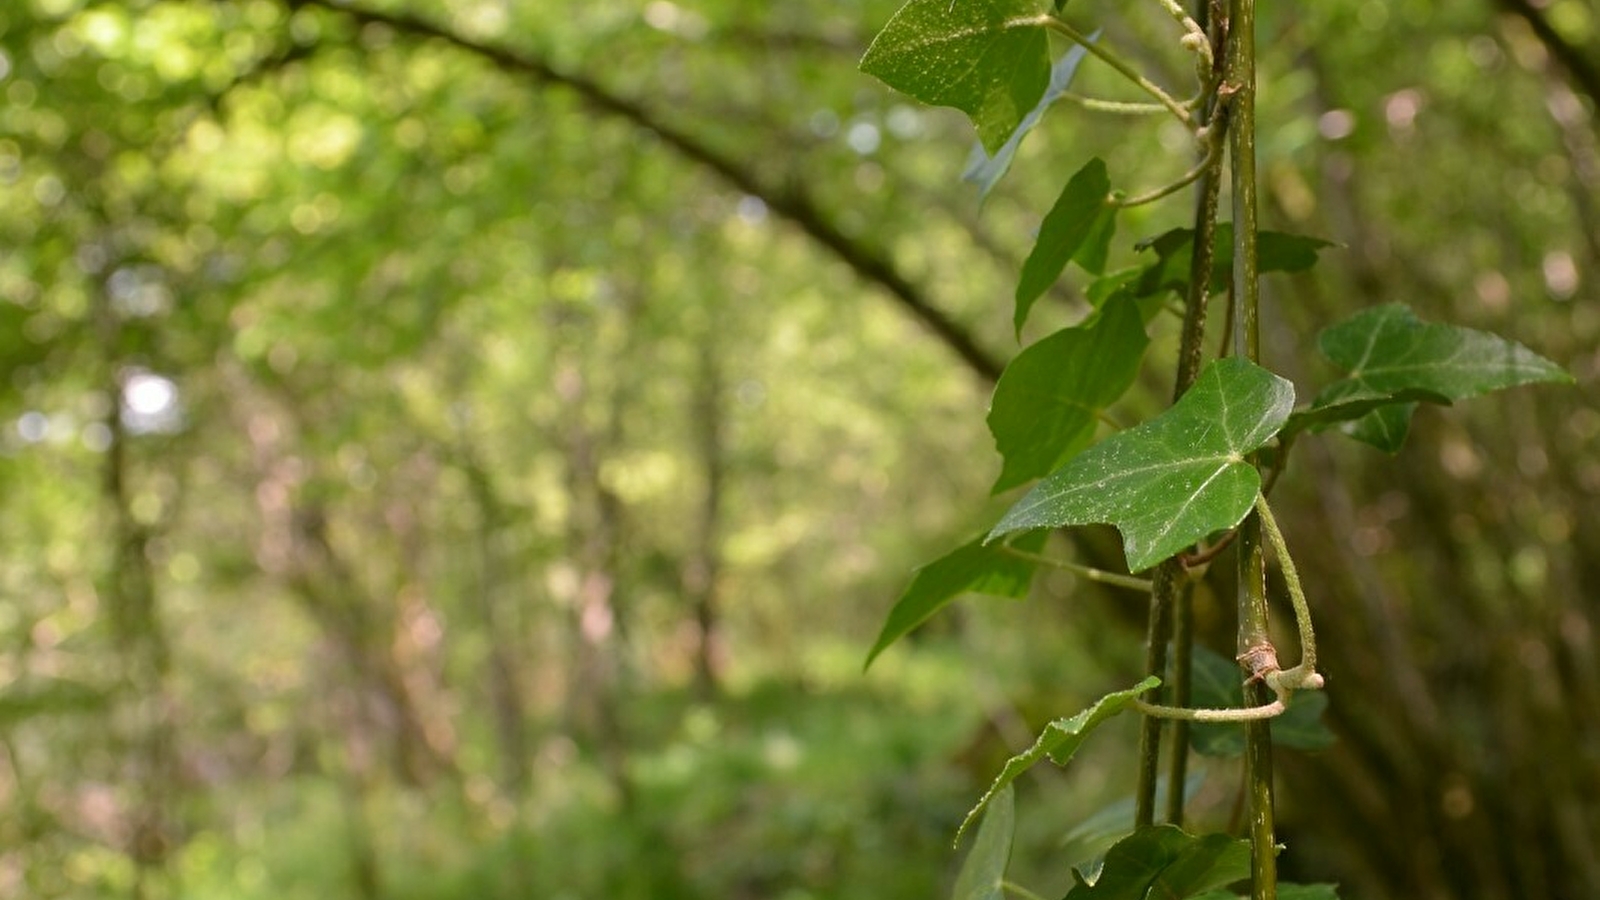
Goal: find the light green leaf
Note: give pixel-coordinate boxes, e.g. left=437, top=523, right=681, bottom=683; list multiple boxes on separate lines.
left=963, top=39, right=1093, bottom=200
left=957, top=677, right=1158, bottom=843
left=1059, top=773, right=1206, bottom=868
left=1064, top=825, right=1251, bottom=900
left=988, top=357, right=1294, bottom=572
left=1304, top=303, right=1572, bottom=451
left=864, top=531, right=1046, bottom=670
left=988, top=297, right=1148, bottom=493
left=860, top=0, right=1052, bottom=153
left=1188, top=646, right=1334, bottom=757
left=953, top=785, right=1015, bottom=900
left=1015, top=157, right=1115, bottom=335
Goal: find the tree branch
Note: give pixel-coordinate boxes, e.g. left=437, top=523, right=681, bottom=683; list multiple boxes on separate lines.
left=279, top=0, right=1005, bottom=383
left=1495, top=0, right=1600, bottom=111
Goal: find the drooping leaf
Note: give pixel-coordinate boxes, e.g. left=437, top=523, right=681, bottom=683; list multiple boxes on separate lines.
left=1015, top=157, right=1115, bottom=335
left=1279, top=386, right=1448, bottom=439
left=1122, top=226, right=1334, bottom=302
left=1300, top=303, right=1572, bottom=451
left=1063, top=825, right=1251, bottom=900
left=987, top=297, right=1148, bottom=493
left=1059, top=772, right=1206, bottom=868
left=1075, top=194, right=1119, bottom=276
left=957, top=678, right=1159, bottom=843
left=865, top=531, right=1046, bottom=670
left=963, top=39, right=1093, bottom=200
left=860, top=0, right=1052, bottom=153
left=1187, top=646, right=1334, bottom=757
left=953, top=785, right=1015, bottom=900
left=988, top=358, right=1294, bottom=572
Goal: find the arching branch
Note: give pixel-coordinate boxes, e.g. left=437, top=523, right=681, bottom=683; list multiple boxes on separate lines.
left=1496, top=0, right=1600, bottom=111
left=280, top=0, right=1005, bottom=383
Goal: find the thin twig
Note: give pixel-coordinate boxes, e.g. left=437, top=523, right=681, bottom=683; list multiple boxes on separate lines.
left=996, top=547, right=1153, bottom=593
left=1044, top=17, right=1195, bottom=129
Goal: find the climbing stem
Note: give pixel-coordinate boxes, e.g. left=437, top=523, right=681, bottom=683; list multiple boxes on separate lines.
left=1161, top=0, right=1224, bottom=827
left=1134, top=562, right=1178, bottom=828
left=1165, top=579, right=1195, bottom=825
left=1226, top=0, right=1276, bottom=896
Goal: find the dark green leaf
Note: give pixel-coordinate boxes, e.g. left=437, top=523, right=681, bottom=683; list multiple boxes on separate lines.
left=860, top=0, right=1052, bottom=153
left=1015, top=158, right=1115, bottom=335
left=865, top=531, right=1046, bottom=670
left=988, top=297, right=1148, bottom=493
left=1063, top=825, right=1250, bottom=899
left=957, top=678, right=1159, bottom=843
left=1305, top=304, right=1572, bottom=451
left=1075, top=186, right=1118, bottom=276
left=988, top=358, right=1294, bottom=572
left=963, top=40, right=1093, bottom=200
left=1126, top=226, right=1334, bottom=300
left=1281, top=385, right=1448, bottom=440
left=953, top=785, right=1015, bottom=899
left=1342, top=402, right=1416, bottom=452
left=1188, top=646, right=1334, bottom=757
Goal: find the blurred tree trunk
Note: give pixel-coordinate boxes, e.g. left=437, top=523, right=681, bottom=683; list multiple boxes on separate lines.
left=455, top=447, right=531, bottom=795
left=1258, top=47, right=1600, bottom=891
left=97, top=277, right=179, bottom=897
left=684, top=338, right=726, bottom=698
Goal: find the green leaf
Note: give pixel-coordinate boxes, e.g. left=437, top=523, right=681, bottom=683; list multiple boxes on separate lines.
left=1014, top=158, right=1115, bottom=335
left=953, top=785, right=1015, bottom=899
left=864, top=531, right=1046, bottom=670
left=860, top=0, right=1052, bottom=154
left=1279, top=386, right=1448, bottom=439
left=963, top=39, right=1093, bottom=200
left=1059, top=773, right=1206, bottom=868
left=1126, top=226, right=1333, bottom=300
left=988, top=357, right=1294, bottom=572
left=1302, top=303, right=1572, bottom=451
left=1063, top=825, right=1251, bottom=899
left=957, top=678, right=1158, bottom=843
left=1187, top=646, right=1334, bottom=757
left=987, top=297, right=1148, bottom=493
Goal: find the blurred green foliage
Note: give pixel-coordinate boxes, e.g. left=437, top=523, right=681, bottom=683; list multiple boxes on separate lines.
left=0, top=0, right=1596, bottom=897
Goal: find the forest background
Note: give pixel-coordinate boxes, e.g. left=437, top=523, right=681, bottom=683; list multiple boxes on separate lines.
left=1, top=0, right=1597, bottom=898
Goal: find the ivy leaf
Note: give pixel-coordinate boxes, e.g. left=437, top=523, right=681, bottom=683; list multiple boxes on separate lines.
left=1125, top=226, right=1334, bottom=300
left=1063, top=826, right=1251, bottom=900
left=957, top=678, right=1158, bottom=843
left=1300, top=303, right=1572, bottom=451
left=1015, top=157, right=1115, bottom=335
left=963, top=39, right=1093, bottom=200
left=864, top=531, right=1046, bottom=670
left=1187, top=645, right=1334, bottom=757
left=987, top=297, right=1148, bottom=493
left=1059, top=773, right=1206, bottom=868
left=952, top=785, right=1015, bottom=899
left=860, top=0, right=1052, bottom=154
left=988, top=357, right=1294, bottom=573
left=1279, top=385, right=1448, bottom=439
